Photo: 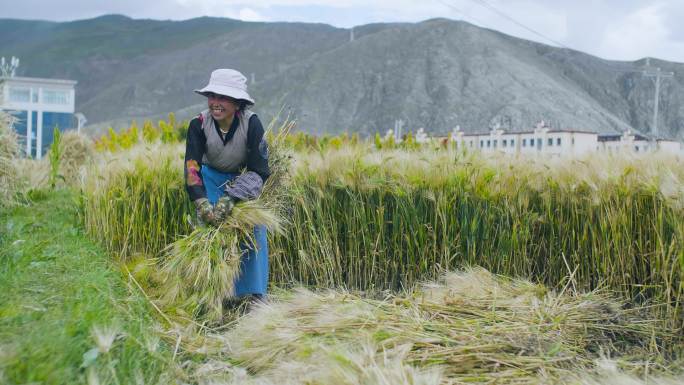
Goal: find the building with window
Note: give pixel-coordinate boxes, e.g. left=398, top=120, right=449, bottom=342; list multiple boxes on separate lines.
left=446, top=121, right=682, bottom=156
left=598, top=130, right=681, bottom=154
left=449, top=121, right=599, bottom=156
left=0, top=75, right=77, bottom=158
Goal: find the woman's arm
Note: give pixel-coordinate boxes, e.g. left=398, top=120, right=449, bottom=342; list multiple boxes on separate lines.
left=184, top=117, right=208, bottom=203
left=223, top=114, right=271, bottom=201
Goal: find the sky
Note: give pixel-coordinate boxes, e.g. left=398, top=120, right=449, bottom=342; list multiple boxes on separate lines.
left=2, top=0, right=684, bottom=63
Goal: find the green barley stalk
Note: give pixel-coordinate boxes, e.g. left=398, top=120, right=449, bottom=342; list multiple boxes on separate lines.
left=48, top=126, right=62, bottom=189
left=83, top=143, right=192, bottom=258
left=269, top=148, right=684, bottom=330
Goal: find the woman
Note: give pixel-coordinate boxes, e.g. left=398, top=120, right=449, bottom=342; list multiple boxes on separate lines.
left=184, top=68, right=270, bottom=300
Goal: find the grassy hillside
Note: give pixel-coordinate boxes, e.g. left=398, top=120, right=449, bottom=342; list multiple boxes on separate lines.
left=0, top=15, right=249, bottom=69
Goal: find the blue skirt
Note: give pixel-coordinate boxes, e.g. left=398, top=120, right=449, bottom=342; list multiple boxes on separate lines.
left=201, top=164, right=269, bottom=296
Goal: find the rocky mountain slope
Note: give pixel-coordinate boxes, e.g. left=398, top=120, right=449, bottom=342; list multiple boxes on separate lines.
left=1, top=15, right=682, bottom=138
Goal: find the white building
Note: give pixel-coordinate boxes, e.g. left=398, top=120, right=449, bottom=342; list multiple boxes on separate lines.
left=598, top=130, right=682, bottom=155
left=656, top=139, right=681, bottom=153
left=0, top=75, right=78, bottom=158
left=450, top=121, right=599, bottom=156
left=447, top=121, right=682, bottom=156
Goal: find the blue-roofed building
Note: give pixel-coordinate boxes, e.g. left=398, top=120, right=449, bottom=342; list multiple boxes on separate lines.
left=0, top=75, right=78, bottom=159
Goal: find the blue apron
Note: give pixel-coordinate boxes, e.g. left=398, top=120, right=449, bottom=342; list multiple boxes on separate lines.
left=201, top=164, right=269, bottom=296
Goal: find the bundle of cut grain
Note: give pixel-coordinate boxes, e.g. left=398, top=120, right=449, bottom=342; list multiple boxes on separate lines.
left=157, top=119, right=293, bottom=323
left=59, top=131, right=95, bottom=187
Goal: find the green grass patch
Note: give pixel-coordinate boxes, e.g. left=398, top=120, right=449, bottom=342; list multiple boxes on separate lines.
left=0, top=189, right=171, bottom=384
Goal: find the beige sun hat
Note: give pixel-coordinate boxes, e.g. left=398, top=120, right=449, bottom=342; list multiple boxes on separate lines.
left=194, top=69, right=254, bottom=105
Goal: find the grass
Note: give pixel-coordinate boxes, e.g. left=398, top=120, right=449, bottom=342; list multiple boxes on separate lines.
left=0, top=190, right=171, bottom=384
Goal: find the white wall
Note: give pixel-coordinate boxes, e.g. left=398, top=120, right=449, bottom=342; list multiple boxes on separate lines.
left=1, top=77, right=76, bottom=159
left=461, top=131, right=600, bottom=156
left=451, top=129, right=679, bottom=157
left=657, top=140, right=681, bottom=154
left=568, top=133, right=597, bottom=155
left=518, top=134, right=541, bottom=154
left=1, top=79, right=75, bottom=113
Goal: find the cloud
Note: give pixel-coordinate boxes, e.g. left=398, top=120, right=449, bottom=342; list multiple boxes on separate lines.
left=236, top=7, right=268, bottom=21
left=446, top=0, right=568, bottom=46
left=1, top=0, right=684, bottom=62
left=598, top=2, right=684, bottom=61
left=661, top=1, right=684, bottom=42
left=176, top=0, right=428, bottom=8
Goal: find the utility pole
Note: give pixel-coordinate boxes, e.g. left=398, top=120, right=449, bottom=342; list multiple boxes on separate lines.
left=0, top=56, right=19, bottom=77
left=643, top=58, right=673, bottom=141
left=394, top=119, right=404, bottom=141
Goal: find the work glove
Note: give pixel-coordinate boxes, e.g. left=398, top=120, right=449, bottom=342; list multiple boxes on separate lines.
left=213, top=196, right=235, bottom=223
left=194, top=198, right=217, bottom=226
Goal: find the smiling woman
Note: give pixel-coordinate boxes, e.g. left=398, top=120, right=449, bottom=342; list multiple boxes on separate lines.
left=183, top=68, right=272, bottom=303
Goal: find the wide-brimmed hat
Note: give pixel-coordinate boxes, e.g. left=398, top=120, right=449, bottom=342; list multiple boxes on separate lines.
left=194, top=69, right=254, bottom=105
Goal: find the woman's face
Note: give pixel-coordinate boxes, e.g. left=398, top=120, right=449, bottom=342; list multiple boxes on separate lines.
left=206, top=93, right=239, bottom=122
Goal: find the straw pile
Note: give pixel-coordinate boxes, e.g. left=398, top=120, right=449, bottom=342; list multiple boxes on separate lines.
left=59, top=131, right=95, bottom=187
left=200, top=268, right=675, bottom=385
left=0, top=111, right=22, bottom=207
left=15, top=130, right=96, bottom=191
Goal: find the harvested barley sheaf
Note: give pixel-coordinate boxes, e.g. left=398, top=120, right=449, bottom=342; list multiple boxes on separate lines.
left=59, top=131, right=95, bottom=187
left=157, top=200, right=285, bottom=322
left=182, top=268, right=678, bottom=385
left=11, top=130, right=96, bottom=192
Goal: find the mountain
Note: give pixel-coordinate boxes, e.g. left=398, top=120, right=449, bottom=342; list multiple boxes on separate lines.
left=1, top=15, right=683, bottom=139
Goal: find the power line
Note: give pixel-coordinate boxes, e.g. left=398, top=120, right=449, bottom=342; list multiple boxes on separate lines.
left=468, top=0, right=570, bottom=49
left=435, top=0, right=489, bottom=27
left=643, top=58, right=674, bottom=139
left=438, top=0, right=647, bottom=74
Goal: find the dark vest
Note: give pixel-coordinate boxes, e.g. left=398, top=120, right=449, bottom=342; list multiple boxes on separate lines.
left=200, top=109, right=254, bottom=173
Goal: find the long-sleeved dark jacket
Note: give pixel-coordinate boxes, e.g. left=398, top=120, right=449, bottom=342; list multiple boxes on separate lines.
left=184, top=110, right=270, bottom=202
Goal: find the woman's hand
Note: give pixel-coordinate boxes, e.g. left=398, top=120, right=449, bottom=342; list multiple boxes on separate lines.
left=213, top=196, right=235, bottom=223
left=195, top=198, right=218, bottom=226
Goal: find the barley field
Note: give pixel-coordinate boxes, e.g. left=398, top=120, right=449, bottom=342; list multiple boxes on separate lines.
left=2, top=115, right=683, bottom=384
left=83, top=119, right=684, bottom=330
